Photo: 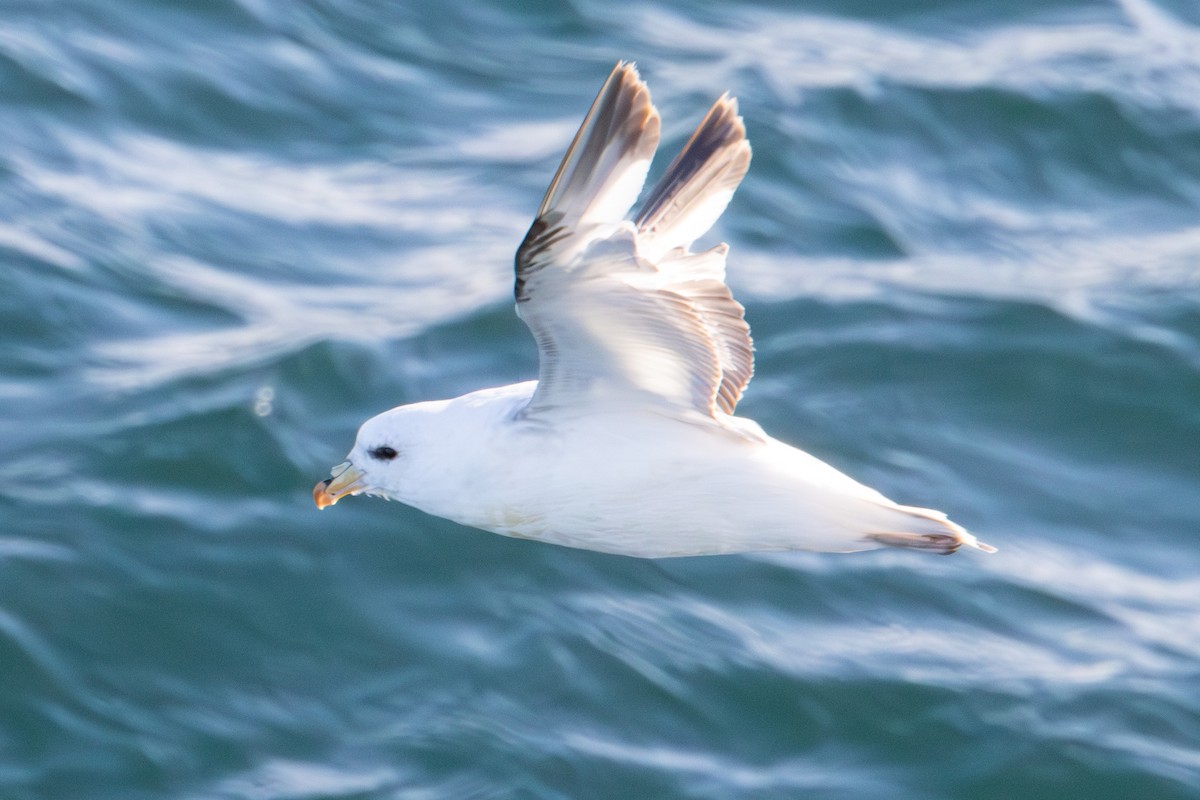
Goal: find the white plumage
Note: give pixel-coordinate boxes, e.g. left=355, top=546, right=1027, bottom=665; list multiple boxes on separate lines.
left=314, top=62, right=996, bottom=558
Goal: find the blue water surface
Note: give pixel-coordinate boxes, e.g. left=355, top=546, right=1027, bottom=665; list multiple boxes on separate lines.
left=2, top=0, right=1199, bottom=798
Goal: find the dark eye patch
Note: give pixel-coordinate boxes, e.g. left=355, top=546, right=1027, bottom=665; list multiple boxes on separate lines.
left=368, top=446, right=398, bottom=461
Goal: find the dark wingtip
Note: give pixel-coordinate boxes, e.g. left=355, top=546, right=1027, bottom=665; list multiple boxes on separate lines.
left=533, top=60, right=659, bottom=221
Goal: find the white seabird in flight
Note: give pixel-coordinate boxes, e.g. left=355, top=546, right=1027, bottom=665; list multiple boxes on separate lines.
left=314, top=62, right=996, bottom=558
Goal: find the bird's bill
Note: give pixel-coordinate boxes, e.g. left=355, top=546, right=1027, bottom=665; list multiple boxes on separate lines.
left=313, top=461, right=366, bottom=509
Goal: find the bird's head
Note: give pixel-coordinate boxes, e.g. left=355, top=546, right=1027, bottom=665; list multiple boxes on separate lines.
left=312, top=401, right=448, bottom=510
left=312, top=382, right=535, bottom=515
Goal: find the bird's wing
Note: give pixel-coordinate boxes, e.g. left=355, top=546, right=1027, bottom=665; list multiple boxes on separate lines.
left=637, top=94, right=753, bottom=414
left=515, top=62, right=753, bottom=418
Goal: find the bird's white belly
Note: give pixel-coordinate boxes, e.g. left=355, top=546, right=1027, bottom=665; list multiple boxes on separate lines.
left=467, top=415, right=898, bottom=558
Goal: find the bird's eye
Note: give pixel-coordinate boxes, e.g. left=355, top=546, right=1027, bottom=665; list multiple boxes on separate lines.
left=368, top=446, right=398, bottom=461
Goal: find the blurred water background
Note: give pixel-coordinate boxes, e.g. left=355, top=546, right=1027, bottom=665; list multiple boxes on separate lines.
left=2, top=0, right=1199, bottom=797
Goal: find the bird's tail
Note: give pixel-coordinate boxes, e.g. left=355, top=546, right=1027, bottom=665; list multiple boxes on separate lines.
left=865, top=504, right=997, bottom=555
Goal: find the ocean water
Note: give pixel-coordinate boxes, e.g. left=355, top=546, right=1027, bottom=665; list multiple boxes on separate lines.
left=2, top=0, right=1199, bottom=797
